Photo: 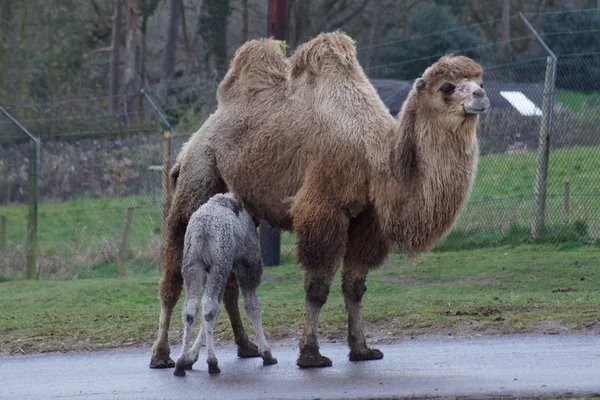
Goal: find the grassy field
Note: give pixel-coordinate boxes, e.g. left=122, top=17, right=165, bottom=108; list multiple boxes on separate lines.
left=0, top=145, right=599, bottom=279
left=1, top=243, right=599, bottom=355
left=555, top=90, right=600, bottom=114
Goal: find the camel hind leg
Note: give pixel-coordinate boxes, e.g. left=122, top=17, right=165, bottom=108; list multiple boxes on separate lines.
left=150, top=149, right=258, bottom=368
left=342, top=209, right=389, bottom=361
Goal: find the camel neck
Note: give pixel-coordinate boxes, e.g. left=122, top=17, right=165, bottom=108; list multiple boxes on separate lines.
left=374, top=97, right=479, bottom=254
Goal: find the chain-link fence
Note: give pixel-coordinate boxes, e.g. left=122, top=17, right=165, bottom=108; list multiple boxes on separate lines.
left=1, top=9, right=598, bottom=280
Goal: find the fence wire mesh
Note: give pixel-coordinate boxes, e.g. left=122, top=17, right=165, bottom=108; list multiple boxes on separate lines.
left=1, top=9, right=598, bottom=279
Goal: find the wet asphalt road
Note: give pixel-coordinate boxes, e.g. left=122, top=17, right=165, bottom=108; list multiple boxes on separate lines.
left=2, top=334, right=600, bottom=400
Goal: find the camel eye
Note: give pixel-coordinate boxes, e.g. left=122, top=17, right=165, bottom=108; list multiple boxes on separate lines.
left=440, top=82, right=456, bottom=95
left=480, top=83, right=484, bottom=89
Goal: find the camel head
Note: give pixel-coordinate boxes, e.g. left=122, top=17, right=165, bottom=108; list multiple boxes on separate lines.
left=414, top=54, right=489, bottom=117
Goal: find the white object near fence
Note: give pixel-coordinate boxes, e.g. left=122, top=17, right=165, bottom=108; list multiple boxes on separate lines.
left=499, top=91, right=542, bottom=116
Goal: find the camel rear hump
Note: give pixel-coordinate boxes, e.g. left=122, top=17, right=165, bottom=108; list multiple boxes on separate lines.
left=217, top=39, right=287, bottom=104
left=289, top=31, right=358, bottom=79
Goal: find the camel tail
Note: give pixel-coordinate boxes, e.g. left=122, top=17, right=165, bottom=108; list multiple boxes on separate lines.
left=170, top=161, right=181, bottom=192
left=289, top=31, right=357, bottom=79
left=217, top=39, right=287, bottom=103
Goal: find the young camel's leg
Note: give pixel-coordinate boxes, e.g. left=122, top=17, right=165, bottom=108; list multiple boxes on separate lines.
left=202, top=273, right=228, bottom=375
left=150, top=153, right=257, bottom=368
left=294, top=202, right=349, bottom=368
left=236, top=260, right=277, bottom=366
left=342, top=209, right=389, bottom=361
left=173, top=260, right=205, bottom=376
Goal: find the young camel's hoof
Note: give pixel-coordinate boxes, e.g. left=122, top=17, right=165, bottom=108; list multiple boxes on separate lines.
left=173, top=365, right=187, bottom=377
left=348, top=347, right=384, bottom=362
left=207, top=358, right=221, bottom=375
left=149, top=357, right=175, bottom=369
left=296, top=353, right=333, bottom=369
left=237, top=341, right=260, bottom=358
left=173, top=359, right=194, bottom=376
left=261, top=350, right=278, bottom=366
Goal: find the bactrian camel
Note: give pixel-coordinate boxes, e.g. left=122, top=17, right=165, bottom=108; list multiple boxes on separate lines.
left=150, top=32, right=490, bottom=369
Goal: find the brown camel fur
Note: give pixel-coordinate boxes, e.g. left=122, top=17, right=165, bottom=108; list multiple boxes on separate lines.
left=150, top=32, right=490, bottom=369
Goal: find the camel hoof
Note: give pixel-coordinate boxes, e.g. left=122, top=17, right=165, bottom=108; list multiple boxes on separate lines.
left=349, top=348, right=384, bottom=362
left=297, top=353, right=333, bottom=369
left=149, top=357, right=175, bottom=369
left=207, top=358, right=221, bottom=375
left=262, top=350, right=278, bottom=366
left=174, top=359, right=194, bottom=373
left=173, top=365, right=186, bottom=377
left=237, top=342, right=260, bottom=358
left=263, top=357, right=278, bottom=366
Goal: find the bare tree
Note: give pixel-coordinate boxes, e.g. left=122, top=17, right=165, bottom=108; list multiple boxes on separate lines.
left=203, top=0, right=231, bottom=79
left=160, top=0, right=182, bottom=97
left=184, top=0, right=205, bottom=75
left=123, top=0, right=139, bottom=118
left=139, top=0, right=161, bottom=88
left=109, top=0, right=123, bottom=113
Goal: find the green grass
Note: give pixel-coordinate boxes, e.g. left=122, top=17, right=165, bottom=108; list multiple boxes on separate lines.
left=0, top=146, right=599, bottom=279
left=1, top=244, right=599, bottom=354
left=446, top=145, right=600, bottom=249
left=555, top=90, right=600, bottom=113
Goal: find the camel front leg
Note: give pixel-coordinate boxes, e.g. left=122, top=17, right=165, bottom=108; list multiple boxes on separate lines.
left=342, top=209, right=389, bottom=361
left=341, top=269, right=383, bottom=361
left=294, top=204, right=349, bottom=368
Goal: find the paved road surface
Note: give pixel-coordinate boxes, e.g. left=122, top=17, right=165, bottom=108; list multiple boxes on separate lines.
left=2, top=334, right=600, bottom=399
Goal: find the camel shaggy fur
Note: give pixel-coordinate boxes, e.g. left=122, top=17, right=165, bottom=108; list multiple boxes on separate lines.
left=173, top=193, right=276, bottom=376
left=150, top=32, right=490, bottom=369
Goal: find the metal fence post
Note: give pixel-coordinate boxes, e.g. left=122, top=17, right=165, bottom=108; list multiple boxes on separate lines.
left=0, top=107, right=39, bottom=280
left=0, top=215, right=6, bottom=253
left=141, top=89, right=176, bottom=168
left=531, top=55, right=555, bottom=238
left=28, top=139, right=40, bottom=279
left=519, top=13, right=557, bottom=239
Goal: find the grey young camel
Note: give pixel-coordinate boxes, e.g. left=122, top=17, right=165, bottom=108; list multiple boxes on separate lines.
left=173, top=193, right=277, bottom=376
left=150, top=32, right=490, bottom=369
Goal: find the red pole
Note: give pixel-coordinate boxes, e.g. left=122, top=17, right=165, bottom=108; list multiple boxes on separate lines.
left=267, top=0, right=288, bottom=40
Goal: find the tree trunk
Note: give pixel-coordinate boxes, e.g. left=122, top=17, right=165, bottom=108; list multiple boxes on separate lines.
left=241, top=0, right=249, bottom=44
left=160, top=0, right=182, bottom=98
left=139, top=0, right=161, bottom=88
left=202, top=0, right=231, bottom=79
left=123, top=0, right=139, bottom=119
left=110, top=0, right=123, bottom=114
left=185, top=0, right=205, bottom=75
left=501, top=0, right=510, bottom=57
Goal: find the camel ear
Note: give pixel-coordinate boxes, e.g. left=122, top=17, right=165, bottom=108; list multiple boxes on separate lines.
left=415, top=78, right=427, bottom=92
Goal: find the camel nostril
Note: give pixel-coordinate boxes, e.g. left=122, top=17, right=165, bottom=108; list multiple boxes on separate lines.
left=473, top=88, right=486, bottom=99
